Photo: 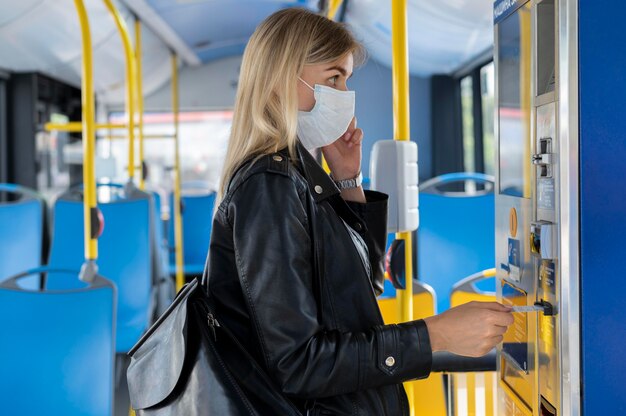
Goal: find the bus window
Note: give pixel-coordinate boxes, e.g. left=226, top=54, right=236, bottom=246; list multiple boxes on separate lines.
left=481, top=62, right=495, bottom=177
left=461, top=75, right=475, bottom=173
left=459, top=61, right=495, bottom=178
left=102, top=110, right=232, bottom=192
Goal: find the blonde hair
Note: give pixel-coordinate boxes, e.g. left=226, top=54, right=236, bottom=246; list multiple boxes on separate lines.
left=217, top=7, right=365, bottom=202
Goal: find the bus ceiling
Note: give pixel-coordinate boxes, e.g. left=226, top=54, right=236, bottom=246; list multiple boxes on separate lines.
left=0, top=0, right=493, bottom=106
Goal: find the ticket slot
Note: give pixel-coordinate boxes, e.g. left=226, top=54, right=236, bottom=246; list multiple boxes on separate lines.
left=540, top=396, right=557, bottom=416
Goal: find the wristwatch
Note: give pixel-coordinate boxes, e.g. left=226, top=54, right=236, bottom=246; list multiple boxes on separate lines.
left=331, top=172, right=363, bottom=190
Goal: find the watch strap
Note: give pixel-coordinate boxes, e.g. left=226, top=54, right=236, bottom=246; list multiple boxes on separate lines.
left=331, top=172, right=363, bottom=190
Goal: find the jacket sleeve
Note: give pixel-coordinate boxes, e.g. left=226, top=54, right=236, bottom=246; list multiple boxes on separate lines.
left=228, top=173, right=431, bottom=399
left=345, top=190, right=389, bottom=296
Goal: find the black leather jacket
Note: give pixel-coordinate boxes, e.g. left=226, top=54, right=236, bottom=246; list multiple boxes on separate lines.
left=207, top=142, right=432, bottom=415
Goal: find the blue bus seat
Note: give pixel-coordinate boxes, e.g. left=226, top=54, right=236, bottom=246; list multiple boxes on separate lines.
left=0, top=268, right=116, bottom=416
left=0, top=184, right=45, bottom=288
left=48, top=188, right=152, bottom=353
left=417, top=173, right=495, bottom=312
left=168, top=187, right=216, bottom=276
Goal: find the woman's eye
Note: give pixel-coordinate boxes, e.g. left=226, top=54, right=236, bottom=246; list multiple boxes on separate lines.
left=328, top=75, right=338, bottom=86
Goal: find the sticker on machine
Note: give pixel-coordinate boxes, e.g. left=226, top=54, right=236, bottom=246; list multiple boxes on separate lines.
left=540, top=260, right=556, bottom=292
left=508, top=238, right=521, bottom=282
left=538, top=178, right=555, bottom=211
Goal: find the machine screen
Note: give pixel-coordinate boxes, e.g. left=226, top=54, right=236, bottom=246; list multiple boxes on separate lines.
left=497, top=4, right=531, bottom=198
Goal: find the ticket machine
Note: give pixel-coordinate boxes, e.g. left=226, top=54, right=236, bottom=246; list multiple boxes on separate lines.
left=495, top=0, right=626, bottom=414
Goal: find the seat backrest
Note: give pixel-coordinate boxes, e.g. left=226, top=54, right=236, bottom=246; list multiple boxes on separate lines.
left=418, top=173, right=495, bottom=312
left=48, top=190, right=152, bottom=352
left=169, top=191, right=216, bottom=274
left=0, top=184, right=44, bottom=287
left=0, top=269, right=116, bottom=416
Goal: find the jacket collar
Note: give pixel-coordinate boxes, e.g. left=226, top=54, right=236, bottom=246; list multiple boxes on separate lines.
left=288, top=142, right=367, bottom=233
left=294, top=141, right=341, bottom=203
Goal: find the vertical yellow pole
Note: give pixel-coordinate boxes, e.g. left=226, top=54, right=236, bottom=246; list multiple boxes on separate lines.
left=327, top=0, right=344, bottom=20
left=73, top=0, right=98, bottom=278
left=391, top=0, right=414, bottom=413
left=321, top=0, right=344, bottom=174
left=172, top=54, right=185, bottom=291
left=103, top=0, right=136, bottom=183
left=135, top=18, right=145, bottom=190
left=520, top=5, right=532, bottom=199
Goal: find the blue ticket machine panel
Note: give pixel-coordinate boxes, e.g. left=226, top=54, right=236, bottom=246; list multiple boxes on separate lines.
left=494, top=0, right=564, bottom=414
left=496, top=0, right=626, bottom=414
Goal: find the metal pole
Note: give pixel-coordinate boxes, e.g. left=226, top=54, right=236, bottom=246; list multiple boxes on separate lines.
left=391, top=0, right=414, bottom=413
left=44, top=122, right=126, bottom=132
left=135, top=18, right=145, bottom=190
left=320, top=0, right=344, bottom=174
left=72, top=0, right=98, bottom=281
left=103, top=0, right=137, bottom=184
left=327, top=0, right=344, bottom=20
left=171, top=54, right=185, bottom=291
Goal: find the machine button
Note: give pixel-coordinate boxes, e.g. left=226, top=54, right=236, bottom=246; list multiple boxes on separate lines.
left=314, top=185, right=323, bottom=194
left=385, top=356, right=396, bottom=367
left=533, top=154, right=555, bottom=165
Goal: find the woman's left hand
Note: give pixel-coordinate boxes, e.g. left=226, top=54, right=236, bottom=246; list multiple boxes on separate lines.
left=321, top=117, right=363, bottom=180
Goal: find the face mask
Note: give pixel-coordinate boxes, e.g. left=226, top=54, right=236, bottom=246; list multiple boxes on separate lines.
left=297, top=77, right=355, bottom=151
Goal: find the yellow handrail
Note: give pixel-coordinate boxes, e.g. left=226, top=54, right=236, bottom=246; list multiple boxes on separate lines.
left=172, top=54, right=185, bottom=291
left=520, top=6, right=531, bottom=199
left=103, top=0, right=137, bottom=183
left=44, top=122, right=126, bottom=132
left=391, top=0, right=414, bottom=413
left=103, top=134, right=176, bottom=140
left=320, top=0, right=344, bottom=173
left=72, top=0, right=98, bottom=279
left=327, top=0, right=343, bottom=20
left=135, top=18, right=145, bottom=190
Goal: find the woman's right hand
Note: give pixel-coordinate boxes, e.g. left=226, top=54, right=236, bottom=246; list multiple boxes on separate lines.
left=423, top=301, right=514, bottom=357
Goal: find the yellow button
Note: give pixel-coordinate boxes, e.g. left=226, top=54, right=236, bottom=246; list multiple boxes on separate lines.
left=510, top=208, right=518, bottom=237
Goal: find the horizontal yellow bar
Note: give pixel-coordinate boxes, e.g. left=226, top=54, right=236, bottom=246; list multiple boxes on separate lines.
left=104, top=134, right=175, bottom=140
left=45, top=122, right=126, bottom=132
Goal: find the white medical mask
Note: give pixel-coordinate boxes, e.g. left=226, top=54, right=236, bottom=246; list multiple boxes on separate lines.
left=297, top=77, right=355, bottom=151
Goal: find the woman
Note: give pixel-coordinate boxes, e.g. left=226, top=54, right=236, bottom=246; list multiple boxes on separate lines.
left=207, top=8, right=513, bottom=415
